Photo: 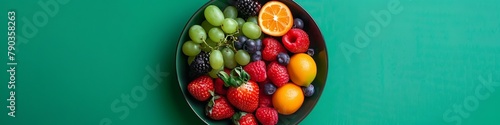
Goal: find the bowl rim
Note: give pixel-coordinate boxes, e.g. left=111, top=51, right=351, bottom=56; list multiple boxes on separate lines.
left=175, top=0, right=329, bottom=124
left=175, top=1, right=216, bottom=124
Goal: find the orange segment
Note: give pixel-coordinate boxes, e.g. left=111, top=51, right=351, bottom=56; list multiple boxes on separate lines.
left=258, top=1, right=293, bottom=37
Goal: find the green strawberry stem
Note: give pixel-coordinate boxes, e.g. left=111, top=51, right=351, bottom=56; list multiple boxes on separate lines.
left=231, top=112, right=247, bottom=125
left=217, top=67, right=251, bottom=87
left=206, top=91, right=218, bottom=115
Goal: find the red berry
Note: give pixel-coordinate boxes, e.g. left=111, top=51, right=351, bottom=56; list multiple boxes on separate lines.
left=282, top=28, right=310, bottom=53
left=187, top=75, right=214, bottom=101
left=258, top=94, right=273, bottom=108
left=267, top=62, right=289, bottom=87
left=214, top=79, right=227, bottom=95
left=255, top=107, right=278, bottom=125
left=232, top=112, right=258, bottom=125
left=227, top=80, right=260, bottom=113
left=214, top=69, right=231, bottom=95
left=262, top=37, right=287, bottom=62
left=221, top=67, right=260, bottom=113
left=244, top=60, right=267, bottom=82
left=258, top=80, right=268, bottom=93
left=206, top=96, right=235, bottom=120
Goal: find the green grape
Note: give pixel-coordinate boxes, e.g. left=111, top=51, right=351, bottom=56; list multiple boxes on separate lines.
left=242, top=22, right=261, bottom=39
left=189, top=25, right=206, bottom=43
left=235, top=50, right=250, bottom=66
left=209, top=50, right=224, bottom=69
left=208, top=66, right=223, bottom=78
left=204, top=5, right=225, bottom=26
left=236, top=18, right=246, bottom=28
left=201, top=20, right=215, bottom=33
left=221, top=47, right=237, bottom=69
left=187, top=56, right=195, bottom=65
left=208, top=27, right=225, bottom=43
left=247, top=16, right=258, bottom=25
left=221, top=18, right=238, bottom=34
left=200, top=39, right=217, bottom=52
left=223, top=6, right=238, bottom=19
left=182, top=41, right=201, bottom=56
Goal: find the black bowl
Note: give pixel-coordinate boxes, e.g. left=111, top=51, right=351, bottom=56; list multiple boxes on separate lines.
left=175, top=0, right=328, bottom=124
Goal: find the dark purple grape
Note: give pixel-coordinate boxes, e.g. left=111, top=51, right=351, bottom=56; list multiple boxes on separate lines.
left=293, top=18, right=304, bottom=29
left=302, top=84, right=315, bottom=97
left=277, top=52, right=290, bottom=65
left=255, top=39, right=262, bottom=51
left=251, top=51, right=262, bottom=61
left=243, top=39, right=257, bottom=54
left=307, top=48, right=315, bottom=56
left=235, top=35, right=248, bottom=50
left=264, top=83, right=276, bottom=95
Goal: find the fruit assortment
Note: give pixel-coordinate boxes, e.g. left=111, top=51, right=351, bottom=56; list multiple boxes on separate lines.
left=181, top=0, right=317, bottom=124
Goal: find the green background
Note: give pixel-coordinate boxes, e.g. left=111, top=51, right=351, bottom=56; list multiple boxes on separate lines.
left=1, top=0, right=499, bottom=125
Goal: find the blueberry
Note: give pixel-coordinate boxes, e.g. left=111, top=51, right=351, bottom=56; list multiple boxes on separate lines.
left=243, top=39, right=257, bottom=54
left=255, top=39, right=262, bottom=51
left=307, top=48, right=315, bottom=56
left=264, top=83, right=276, bottom=95
left=293, top=18, right=304, bottom=29
left=235, top=36, right=248, bottom=49
left=277, top=52, right=290, bottom=65
left=302, top=84, right=315, bottom=97
left=251, top=51, right=262, bottom=61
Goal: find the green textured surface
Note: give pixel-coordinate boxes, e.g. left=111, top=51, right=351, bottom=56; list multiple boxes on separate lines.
left=1, top=0, right=499, bottom=125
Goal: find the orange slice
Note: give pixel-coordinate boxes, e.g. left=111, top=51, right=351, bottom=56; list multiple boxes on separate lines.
left=258, top=1, right=293, bottom=37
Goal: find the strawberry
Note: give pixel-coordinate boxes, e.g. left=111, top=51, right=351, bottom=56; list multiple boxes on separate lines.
left=282, top=28, right=310, bottom=53
left=267, top=62, right=289, bottom=87
left=206, top=95, right=235, bottom=120
left=232, top=112, right=258, bottom=125
left=214, top=69, right=231, bottom=95
left=258, top=94, right=272, bottom=108
left=214, top=79, right=227, bottom=95
left=187, top=75, right=214, bottom=101
left=255, top=107, right=278, bottom=125
left=262, top=37, right=287, bottom=62
left=219, top=67, right=260, bottom=113
left=243, top=60, right=267, bottom=82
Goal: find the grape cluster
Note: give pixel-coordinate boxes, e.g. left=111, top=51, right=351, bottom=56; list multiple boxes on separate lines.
left=182, top=5, right=263, bottom=78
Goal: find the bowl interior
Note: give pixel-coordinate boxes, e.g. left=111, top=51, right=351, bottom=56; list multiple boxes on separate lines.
left=176, top=0, right=328, bottom=124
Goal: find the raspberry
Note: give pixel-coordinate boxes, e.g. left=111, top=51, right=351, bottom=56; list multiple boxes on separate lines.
left=282, top=28, right=310, bottom=53
left=258, top=94, right=273, bottom=108
left=255, top=107, right=278, bottom=125
left=262, top=37, right=287, bottom=62
left=243, top=60, right=267, bottom=82
left=267, top=62, right=289, bottom=87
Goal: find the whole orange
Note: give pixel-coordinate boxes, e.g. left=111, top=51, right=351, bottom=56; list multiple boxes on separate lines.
left=288, top=53, right=317, bottom=87
left=272, top=83, right=304, bottom=115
